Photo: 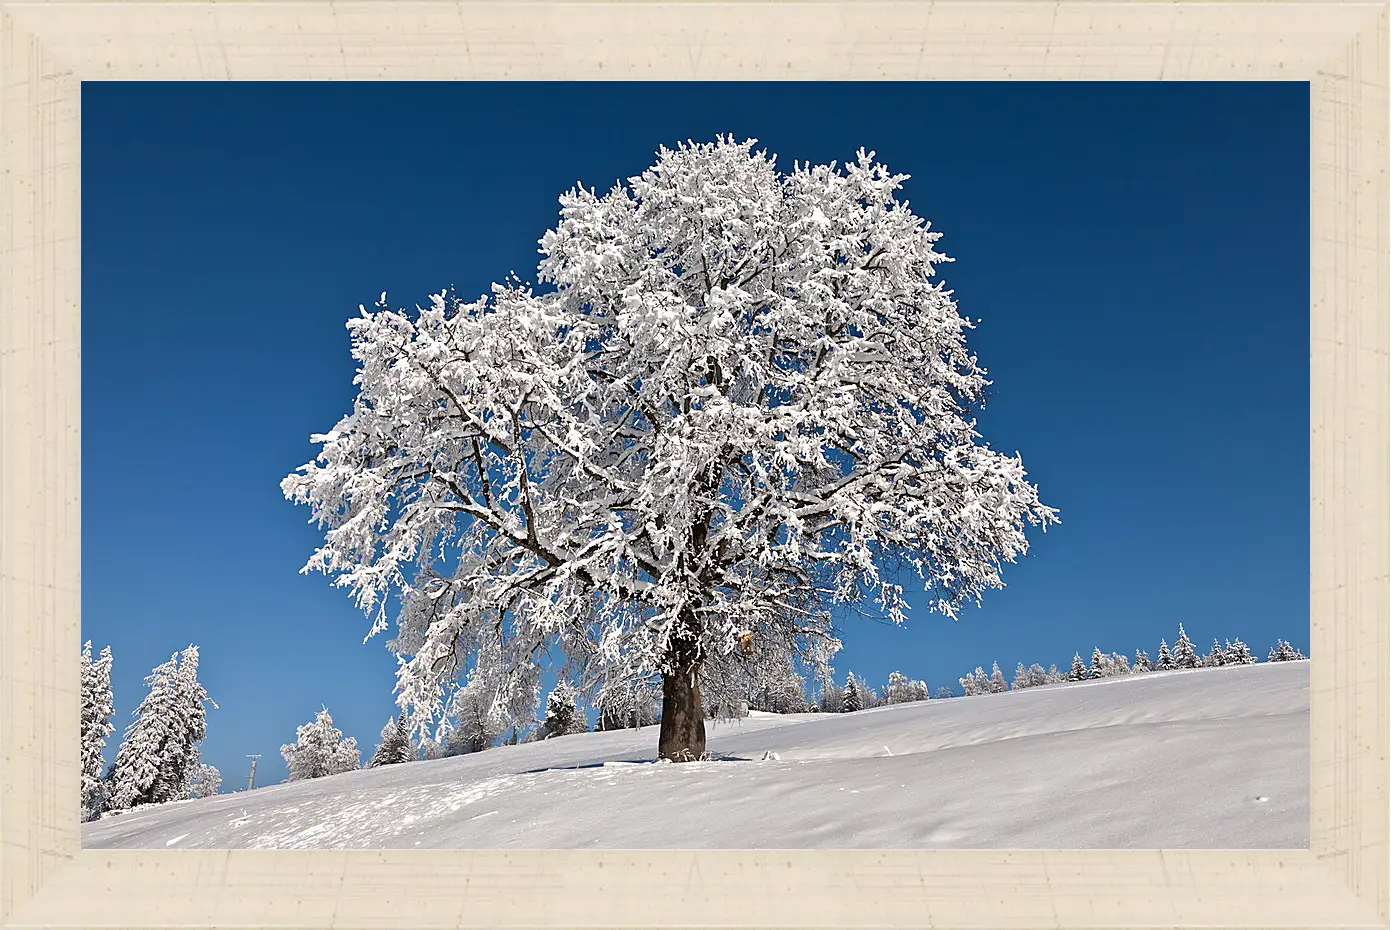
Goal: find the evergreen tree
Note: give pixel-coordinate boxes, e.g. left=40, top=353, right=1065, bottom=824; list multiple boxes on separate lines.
left=1067, top=653, right=1087, bottom=682
left=1225, top=637, right=1255, bottom=665
left=818, top=682, right=845, bottom=714
left=107, top=646, right=212, bottom=813
left=80, top=641, right=116, bottom=821
left=1026, top=664, right=1048, bottom=688
left=1268, top=639, right=1307, bottom=662
left=1044, top=664, right=1064, bottom=684
left=959, top=666, right=988, bottom=696
left=988, top=662, right=1009, bottom=693
left=539, top=681, right=588, bottom=738
left=1011, top=662, right=1031, bottom=691
left=907, top=679, right=930, bottom=702
left=281, top=708, right=360, bottom=780
left=1133, top=649, right=1152, bottom=673
left=369, top=713, right=413, bottom=767
left=189, top=763, right=221, bottom=799
left=1205, top=639, right=1226, bottom=668
left=843, top=674, right=864, bottom=712
left=1110, top=653, right=1131, bottom=676
left=1156, top=639, right=1174, bottom=670
left=1171, top=624, right=1199, bottom=669
left=935, top=686, right=955, bottom=700
left=1088, top=647, right=1109, bottom=679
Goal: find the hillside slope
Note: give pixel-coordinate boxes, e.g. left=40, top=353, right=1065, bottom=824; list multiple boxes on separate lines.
left=83, top=661, right=1308, bottom=849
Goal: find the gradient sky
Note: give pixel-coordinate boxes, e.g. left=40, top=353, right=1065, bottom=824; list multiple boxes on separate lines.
left=82, top=81, right=1309, bottom=789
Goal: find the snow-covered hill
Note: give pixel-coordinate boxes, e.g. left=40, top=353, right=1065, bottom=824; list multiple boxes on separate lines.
left=83, top=661, right=1308, bottom=849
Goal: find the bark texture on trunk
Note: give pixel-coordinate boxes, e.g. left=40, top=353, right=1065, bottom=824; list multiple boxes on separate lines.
left=658, top=659, right=707, bottom=761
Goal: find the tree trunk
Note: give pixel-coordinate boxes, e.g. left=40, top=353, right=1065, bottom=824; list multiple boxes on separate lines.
left=658, top=656, right=707, bottom=762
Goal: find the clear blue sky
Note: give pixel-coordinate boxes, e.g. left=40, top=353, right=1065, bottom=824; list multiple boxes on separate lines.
left=82, top=81, right=1309, bottom=789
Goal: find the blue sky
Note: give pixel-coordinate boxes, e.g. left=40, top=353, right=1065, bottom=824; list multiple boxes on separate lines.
left=82, top=81, right=1309, bottom=789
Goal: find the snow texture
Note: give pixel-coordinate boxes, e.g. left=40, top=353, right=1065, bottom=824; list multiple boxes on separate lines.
left=84, top=661, right=1307, bottom=850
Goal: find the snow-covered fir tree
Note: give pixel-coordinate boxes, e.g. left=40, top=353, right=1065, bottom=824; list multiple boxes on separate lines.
left=843, top=674, right=865, bottom=713
left=1268, top=639, right=1306, bottom=662
left=988, top=662, right=1009, bottom=693
left=1172, top=625, right=1199, bottom=669
left=1067, top=653, right=1087, bottom=682
left=818, top=682, right=845, bottom=714
left=1205, top=639, right=1227, bottom=668
left=80, top=641, right=115, bottom=821
left=281, top=708, right=360, bottom=781
left=282, top=138, right=1058, bottom=762
left=1156, top=639, right=1174, bottom=670
left=369, top=713, right=413, bottom=767
left=959, top=666, right=989, bottom=696
left=106, top=646, right=211, bottom=814
left=1011, top=662, right=1032, bottom=691
left=1133, top=649, right=1152, bottom=673
left=1110, top=653, right=1131, bottom=676
left=539, top=681, right=589, bottom=739
left=1044, top=664, right=1064, bottom=684
left=1225, top=637, right=1256, bottom=665
left=1087, top=648, right=1110, bottom=680
left=189, top=763, right=221, bottom=799
left=935, top=686, right=955, bottom=700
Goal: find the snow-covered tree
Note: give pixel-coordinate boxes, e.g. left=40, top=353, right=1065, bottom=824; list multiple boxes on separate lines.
left=843, top=673, right=865, bottom=713
left=1010, top=662, right=1031, bottom=691
left=1172, top=625, right=1199, bottom=669
left=1225, top=637, right=1255, bottom=665
left=959, top=666, right=990, bottom=696
left=1065, top=653, right=1086, bottom=682
left=883, top=671, right=914, bottom=704
left=1156, top=639, right=1174, bottom=670
left=596, top=678, right=662, bottom=730
left=818, top=682, right=845, bottom=714
left=281, top=138, right=1058, bottom=762
left=1087, top=647, right=1111, bottom=679
left=935, top=686, right=955, bottom=700
left=1268, top=639, right=1306, bottom=662
left=106, top=646, right=212, bottom=813
left=1133, top=649, right=1152, bottom=673
left=281, top=708, right=360, bottom=781
left=988, top=661, right=1009, bottom=693
left=370, top=713, right=413, bottom=767
left=1204, top=639, right=1227, bottom=668
left=1110, top=652, right=1131, bottom=676
left=189, top=763, right=221, bottom=799
left=539, top=681, right=589, bottom=739
left=80, top=641, right=116, bottom=821
left=1044, top=664, right=1064, bottom=684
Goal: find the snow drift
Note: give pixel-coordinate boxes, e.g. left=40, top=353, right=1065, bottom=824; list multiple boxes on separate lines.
left=83, top=661, right=1308, bottom=850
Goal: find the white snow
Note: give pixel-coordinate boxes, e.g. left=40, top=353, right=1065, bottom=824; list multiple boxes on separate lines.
left=83, top=662, right=1307, bottom=850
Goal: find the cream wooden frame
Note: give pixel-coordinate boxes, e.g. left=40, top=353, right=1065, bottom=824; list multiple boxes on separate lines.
left=1, top=2, right=1385, bottom=927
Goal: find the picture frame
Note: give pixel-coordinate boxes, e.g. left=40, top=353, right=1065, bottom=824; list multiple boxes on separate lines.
left=0, top=2, right=1384, bottom=927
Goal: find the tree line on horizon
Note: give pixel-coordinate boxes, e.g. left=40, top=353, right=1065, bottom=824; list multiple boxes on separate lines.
left=80, top=622, right=1310, bottom=810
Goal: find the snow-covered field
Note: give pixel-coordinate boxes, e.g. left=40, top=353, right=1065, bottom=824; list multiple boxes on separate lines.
left=83, top=661, right=1308, bottom=850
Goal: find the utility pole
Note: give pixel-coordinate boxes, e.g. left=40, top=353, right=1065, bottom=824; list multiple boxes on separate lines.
left=245, top=754, right=261, bottom=792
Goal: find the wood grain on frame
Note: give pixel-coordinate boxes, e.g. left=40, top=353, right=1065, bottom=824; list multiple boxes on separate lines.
left=0, top=2, right=1385, bottom=927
